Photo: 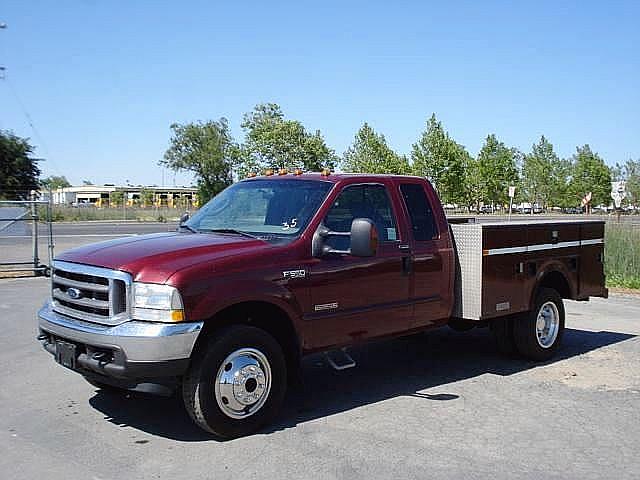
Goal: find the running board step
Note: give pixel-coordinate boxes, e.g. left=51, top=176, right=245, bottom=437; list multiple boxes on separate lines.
left=324, top=348, right=356, bottom=371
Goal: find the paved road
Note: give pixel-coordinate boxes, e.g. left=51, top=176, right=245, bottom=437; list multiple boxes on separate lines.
left=0, top=221, right=177, bottom=239
left=46, top=221, right=179, bottom=236
left=0, top=222, right=176, bottom=267
left=1, top=277, right=638, bottom=479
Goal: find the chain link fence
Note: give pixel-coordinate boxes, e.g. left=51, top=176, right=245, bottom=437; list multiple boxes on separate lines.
left=0, top=198, right=54, bottom=275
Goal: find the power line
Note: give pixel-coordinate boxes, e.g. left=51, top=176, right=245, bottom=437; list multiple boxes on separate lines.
left=2, top=75, right=64, bottom=177
left=0, top=20, right=62, bottom=177
left=0, top=22, right=6, bottom=80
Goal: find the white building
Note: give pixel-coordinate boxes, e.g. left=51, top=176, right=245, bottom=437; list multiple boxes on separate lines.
left=48, top=185, right=198, bottom=207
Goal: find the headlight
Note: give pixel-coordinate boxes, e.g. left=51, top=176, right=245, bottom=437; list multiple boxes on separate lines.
left=132, top=282, right=185, bottom=322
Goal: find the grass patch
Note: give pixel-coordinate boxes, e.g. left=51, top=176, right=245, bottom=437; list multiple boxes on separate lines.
left=605, top=223, right=640, bottom=289
left=44, top=206, right=185, bottom=223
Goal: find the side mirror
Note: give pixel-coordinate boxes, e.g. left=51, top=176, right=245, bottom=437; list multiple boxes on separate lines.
left=312, top=218, right=378, bottom=258
left=350, top=218, right=378, bottom=257
left=179, top=212, right=190, bottom=224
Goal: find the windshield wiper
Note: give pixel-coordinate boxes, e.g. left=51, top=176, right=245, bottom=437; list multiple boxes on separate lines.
left=201, top=228, right=258, bottom=239
left=179, top=224, right=198, bottom=233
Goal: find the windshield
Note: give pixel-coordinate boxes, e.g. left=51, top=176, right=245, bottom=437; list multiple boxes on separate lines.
left=186, top=179, right=333, bottom=242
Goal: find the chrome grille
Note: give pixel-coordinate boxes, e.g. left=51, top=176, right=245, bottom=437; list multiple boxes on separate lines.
left=51, top=261, right=132, bottom=326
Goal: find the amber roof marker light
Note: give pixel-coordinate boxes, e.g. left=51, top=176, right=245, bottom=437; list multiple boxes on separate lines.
left=294, top=168, right=303, bottom=175
left=321, top=168, right=331, bottom=176
left=278, top=168, right=288, bottom=175
left=264, top=169, right=274, bottom=176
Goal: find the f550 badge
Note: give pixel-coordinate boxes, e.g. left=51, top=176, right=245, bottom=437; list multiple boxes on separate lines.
left=283, top=269, right=306, bottom=279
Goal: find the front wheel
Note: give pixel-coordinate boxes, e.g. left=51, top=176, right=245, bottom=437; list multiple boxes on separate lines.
left=182, top=325, right=287, bottom=439
left=513, top=288, right=565, bottom=361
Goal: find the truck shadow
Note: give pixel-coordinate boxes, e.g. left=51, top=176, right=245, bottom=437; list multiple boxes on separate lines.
left=88, top=326, right=635, bottom=442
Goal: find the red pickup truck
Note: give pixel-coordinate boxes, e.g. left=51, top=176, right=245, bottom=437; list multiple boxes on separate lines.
left=38, top=173, right=607, bottom=438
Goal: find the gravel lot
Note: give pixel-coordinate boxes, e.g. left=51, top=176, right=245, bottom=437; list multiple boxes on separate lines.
left=1, top=275, right=639, bottom=480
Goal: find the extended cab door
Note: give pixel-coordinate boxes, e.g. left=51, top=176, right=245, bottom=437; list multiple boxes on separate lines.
left=397, top=180, right=452, bottom=328
left=307, top=182, right=412, bottom=349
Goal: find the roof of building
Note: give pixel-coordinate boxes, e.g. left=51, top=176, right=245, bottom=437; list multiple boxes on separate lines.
left=52, top=185, right=197, bottom=193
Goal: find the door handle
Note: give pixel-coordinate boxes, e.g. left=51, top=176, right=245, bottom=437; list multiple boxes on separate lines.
left=399, top=244, right=412, bottom=275
left=402, top=256, right=412, bottom=275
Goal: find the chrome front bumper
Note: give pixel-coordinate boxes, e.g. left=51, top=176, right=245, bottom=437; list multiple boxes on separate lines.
left=38, top=301, right=203, bottom=379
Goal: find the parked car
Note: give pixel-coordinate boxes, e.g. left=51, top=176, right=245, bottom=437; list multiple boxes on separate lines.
left=563, top=207, right=584, bottom=214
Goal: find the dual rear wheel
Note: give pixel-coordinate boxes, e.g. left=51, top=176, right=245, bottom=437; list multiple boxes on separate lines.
left=491, top=287, right=565, bottom=361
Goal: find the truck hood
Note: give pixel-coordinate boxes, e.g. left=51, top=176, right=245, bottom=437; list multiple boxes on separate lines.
left=55, top=232, right=271, bottom=283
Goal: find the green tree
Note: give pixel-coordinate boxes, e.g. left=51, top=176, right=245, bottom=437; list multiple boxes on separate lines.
left=161, top=119, right=235, bottom=203
left=411, top=114, right=468, bottom=204
left=40, top=175, right=71, bottom=190
left=0, top=130, right=41, bottom=200
left=624, top=159, right=640, bottom=207
left=461, top=153, right=483, bottom=211
left=610, top=163, right=624, bottom=182
left=139, top=188, right=154, bottom=207
left=476, top=134, right=519, bottom=208
left=548, top=158, right=573, bottom=208
left=521, top=136, right=569, bottom=209
left=239, top=103, right=336, bottom=175
left=109, top=190, right=124, bottom=207
left=569, top=145, right=611, bottom=207
left=342, top=123, right=410, bottom=174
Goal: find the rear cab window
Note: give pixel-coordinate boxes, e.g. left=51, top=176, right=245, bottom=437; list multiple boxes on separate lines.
left=399, top=183, right=439, bottom=241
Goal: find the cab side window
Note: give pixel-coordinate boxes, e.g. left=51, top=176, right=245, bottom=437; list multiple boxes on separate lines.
left=324, top=184, right=398, bottom=250
left=400, top=183, right=438, bottom=241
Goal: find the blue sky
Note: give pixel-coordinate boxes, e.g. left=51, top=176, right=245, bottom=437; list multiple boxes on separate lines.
left=1, top=0, right=638, bottom=186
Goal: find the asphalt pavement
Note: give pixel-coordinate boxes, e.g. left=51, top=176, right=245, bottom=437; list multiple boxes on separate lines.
left=1, top=220, right=639, bottom=479
left=0, top=220, right=177, bottom=238
left=0, top=276, right=639, bottom=479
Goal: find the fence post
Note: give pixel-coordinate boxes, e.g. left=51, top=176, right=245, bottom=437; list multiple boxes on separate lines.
left=47, top=188, right=54, bottom=271
left=30, top=190, right=39, bottom=270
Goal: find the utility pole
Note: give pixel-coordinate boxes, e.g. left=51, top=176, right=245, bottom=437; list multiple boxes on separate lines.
left=123, top=179, right=129, bottom=221
left=0, top=22, right=6, bottom=80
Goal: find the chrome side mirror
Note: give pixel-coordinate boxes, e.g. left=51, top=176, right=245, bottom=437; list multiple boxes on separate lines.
left=312, top=218, right=378, bottom=258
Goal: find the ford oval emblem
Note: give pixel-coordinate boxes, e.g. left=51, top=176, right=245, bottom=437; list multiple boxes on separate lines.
left=67, top=287, right=82, bottom=300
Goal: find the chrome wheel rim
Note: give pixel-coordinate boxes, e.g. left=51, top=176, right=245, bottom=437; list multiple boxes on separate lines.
left=214, top=348, right=271, bottom=419
left=536, top=301, right=560, bottom=348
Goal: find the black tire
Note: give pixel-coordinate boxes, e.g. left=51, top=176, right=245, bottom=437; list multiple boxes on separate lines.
left=513, top=288, right=565, bottom=361
left=490, top=315, right=517, bottom=355
left=182, top=325, right=287, bottom=439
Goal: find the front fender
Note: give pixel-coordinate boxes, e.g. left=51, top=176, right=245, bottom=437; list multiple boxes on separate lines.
left=185, top=277, right=305, bottom=335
